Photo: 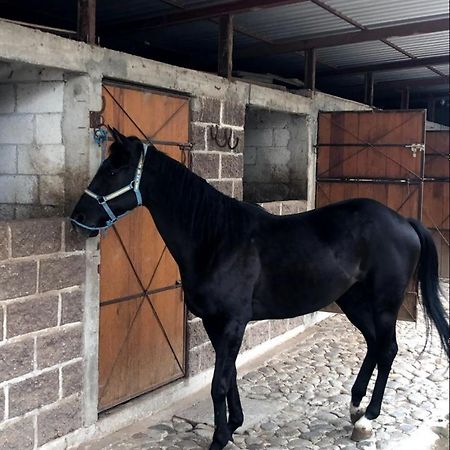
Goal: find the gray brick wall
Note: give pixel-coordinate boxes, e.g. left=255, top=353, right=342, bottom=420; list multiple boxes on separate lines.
left=0, top=65, right=66, bottom=220
left=190, top=97, right=245, bottom=200
left=0, top=218, right=86, bottom=448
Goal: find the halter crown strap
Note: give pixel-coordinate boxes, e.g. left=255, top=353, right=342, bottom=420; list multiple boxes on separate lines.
left=71, top=144, right=148, bottom=231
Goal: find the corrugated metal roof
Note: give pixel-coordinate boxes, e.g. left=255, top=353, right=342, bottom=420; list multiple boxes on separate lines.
left=374, top=67, right=441, bottom=82
left=432, top=63, right=449, bottom=75
left=389, top=31, right=450, bottom=57
left=235, top=2, right=355, bottom=41
left=319, top=0, right=449, bottom=27
left=317, top=41, right=410, bottom=67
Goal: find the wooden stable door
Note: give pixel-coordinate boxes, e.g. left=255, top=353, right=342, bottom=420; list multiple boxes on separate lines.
left=98, top=83, right=189, bottom=411
left=423, top=130, right=449, bottom=277
left=316, top=110, right=426, bottom=321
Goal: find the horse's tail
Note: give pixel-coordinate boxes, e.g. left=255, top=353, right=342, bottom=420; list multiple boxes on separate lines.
left=408, top=218, right=449, bottom=358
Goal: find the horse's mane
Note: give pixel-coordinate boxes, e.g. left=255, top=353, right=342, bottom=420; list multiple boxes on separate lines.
left=147, top=147, right=252, bottom=245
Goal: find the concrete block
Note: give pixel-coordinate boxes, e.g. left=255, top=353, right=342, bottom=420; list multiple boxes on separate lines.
left=222, top=101, right=245, bottom=127
left=62, top=361, right=83, bottom=397
left=35, top=113, right=62, bottom=144
left=0, top=145, right=17, bottom=174
left=191, top=152, right=220, bottom=179
left=245, top=128, right=273, bottom=147
left=208, top=180, right=233, bottom=197
left=6, top=293, right=59, bottom=337
left=0, top=84, right=15, bottom=113
left=258, top=147, right=291, bottom=165
left=61, top=289, right=84, bottom=324
left=0, top=204, right=14, bottom=220
left=37, top=395, right=82, bottom=446
left=0, top=416, right=35, bottom=450
left=9, top=370, right=59, bottom=417
left=17, top=82, right=64, bottom=113
left=18, top=144, right=65, bottom=174
left=0, top=259, right=37, bottom=300
left=191, top=97, right=221, bottom=123
left=233, top=179, right=243, bottom=200
left=190, top=123, right=206, bottom=151
left=221, top=153, right=243, bottom=178
left=0, top=114, right=34, bottom=144
left=14, top=204, right=63, bottom=219
left=39, top=174, right=64, bottom=205
left=0, top=175, right=38, bottom=203
left=273, top=129, right=290, bottom=147
left=39, top=254, right=85, bottom=292
left=10, top=217, right=62, bottom=257
left=0, top=337, right=34, bottom=380
left=0, top=222, right=8, bottom=260
left=36, top=325, right=83, bottom=369
left=244, top=146, right=257, bottom=165
left=188, top=319, right=209, bottom=348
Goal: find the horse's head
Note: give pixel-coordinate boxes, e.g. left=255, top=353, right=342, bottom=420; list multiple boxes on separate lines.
left=70, top=128, right=147, bottom=237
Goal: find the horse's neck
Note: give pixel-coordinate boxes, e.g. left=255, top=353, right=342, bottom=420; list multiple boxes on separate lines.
left=141, top=150, right=228, bottom=275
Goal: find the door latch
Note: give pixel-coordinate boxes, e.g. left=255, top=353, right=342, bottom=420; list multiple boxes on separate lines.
left=405, top=143, right=425, bottom=158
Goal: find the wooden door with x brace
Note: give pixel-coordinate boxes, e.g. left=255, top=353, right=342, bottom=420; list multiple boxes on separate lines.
left=98, top=82, right=189, bottom=411
left=316, top=110, right=426, bottom=322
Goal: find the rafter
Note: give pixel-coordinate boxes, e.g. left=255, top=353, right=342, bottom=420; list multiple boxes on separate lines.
left=101, top=0, right=307, bottom=33
left=238, top=17, right=449, bottom=58
left=318, top=55, right=449, bottom=77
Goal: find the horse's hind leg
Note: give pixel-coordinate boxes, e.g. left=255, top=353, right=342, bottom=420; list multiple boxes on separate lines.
left=336, top=283, right=377, bottom=425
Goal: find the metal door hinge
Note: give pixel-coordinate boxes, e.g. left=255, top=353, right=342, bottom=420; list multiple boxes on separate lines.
left=405, top=143, right=425, bottom=157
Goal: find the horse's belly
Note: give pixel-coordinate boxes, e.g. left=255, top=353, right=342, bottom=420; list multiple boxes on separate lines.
left=251, top=270, right=355, bottom=320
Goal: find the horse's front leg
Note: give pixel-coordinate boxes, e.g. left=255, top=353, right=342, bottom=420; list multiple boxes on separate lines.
left=205, top=318, right=246, bottom=450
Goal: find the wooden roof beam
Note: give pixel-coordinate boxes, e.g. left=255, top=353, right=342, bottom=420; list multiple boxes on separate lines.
left=238, top=17, right=449, bottom=58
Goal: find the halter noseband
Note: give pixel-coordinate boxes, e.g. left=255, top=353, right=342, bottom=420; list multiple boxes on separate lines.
left=71, top=144, right=148, bottom=231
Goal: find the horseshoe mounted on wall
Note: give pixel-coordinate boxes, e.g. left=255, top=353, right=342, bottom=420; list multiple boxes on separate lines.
left=210, top=125, right=240, bottom=150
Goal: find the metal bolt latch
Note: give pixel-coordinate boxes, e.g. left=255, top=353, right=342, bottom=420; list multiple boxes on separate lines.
left=405, top=143, right=425, bottom=158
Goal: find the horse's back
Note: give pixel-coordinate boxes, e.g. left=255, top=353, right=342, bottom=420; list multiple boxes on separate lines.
left=250, top=198, right=421, bottom=320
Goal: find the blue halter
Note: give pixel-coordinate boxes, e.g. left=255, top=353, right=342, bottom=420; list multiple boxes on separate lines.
left=71, top=144, right=148, bottom=231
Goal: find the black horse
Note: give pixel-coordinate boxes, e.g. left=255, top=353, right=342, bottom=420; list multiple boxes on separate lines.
left=71, top=130, right=449, bottom=450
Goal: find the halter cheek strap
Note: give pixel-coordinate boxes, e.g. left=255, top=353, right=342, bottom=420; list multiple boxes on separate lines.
left=71, top=144, right=148, bottom=231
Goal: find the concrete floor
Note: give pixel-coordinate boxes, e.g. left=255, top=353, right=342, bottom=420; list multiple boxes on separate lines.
left=80, top=284, right=449, bottom=450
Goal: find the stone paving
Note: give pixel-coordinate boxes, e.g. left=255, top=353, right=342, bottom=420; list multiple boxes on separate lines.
left=84, top=283, right=449, bottom=450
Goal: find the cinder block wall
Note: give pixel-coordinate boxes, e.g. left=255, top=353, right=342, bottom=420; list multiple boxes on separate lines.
left=243, top=108, right=309, bottom=203
left=0, top=63, right=68, bottom=220
left=0, top=219, right=86, bottom=448
left=189, top=97, right=245, bottom=200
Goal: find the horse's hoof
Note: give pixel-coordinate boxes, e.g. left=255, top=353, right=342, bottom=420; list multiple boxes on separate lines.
left=351, top=417, right=373, bottom=442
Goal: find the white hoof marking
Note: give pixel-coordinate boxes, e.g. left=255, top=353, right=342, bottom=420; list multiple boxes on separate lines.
left=351, top=416, right=373, bottom=442
left=354, top=416, right=372, bottom=433
left=350, top=402, right=366, bottom=424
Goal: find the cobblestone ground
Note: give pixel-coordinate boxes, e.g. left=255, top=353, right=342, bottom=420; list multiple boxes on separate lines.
left=88, top=284, right=449, bottom=450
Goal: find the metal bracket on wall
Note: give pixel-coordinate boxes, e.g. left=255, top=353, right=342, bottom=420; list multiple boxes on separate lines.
left=405, top=143, right=425, bottom=158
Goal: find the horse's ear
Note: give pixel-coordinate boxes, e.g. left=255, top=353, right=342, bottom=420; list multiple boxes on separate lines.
left=108, top=126, right=127, bottom=145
